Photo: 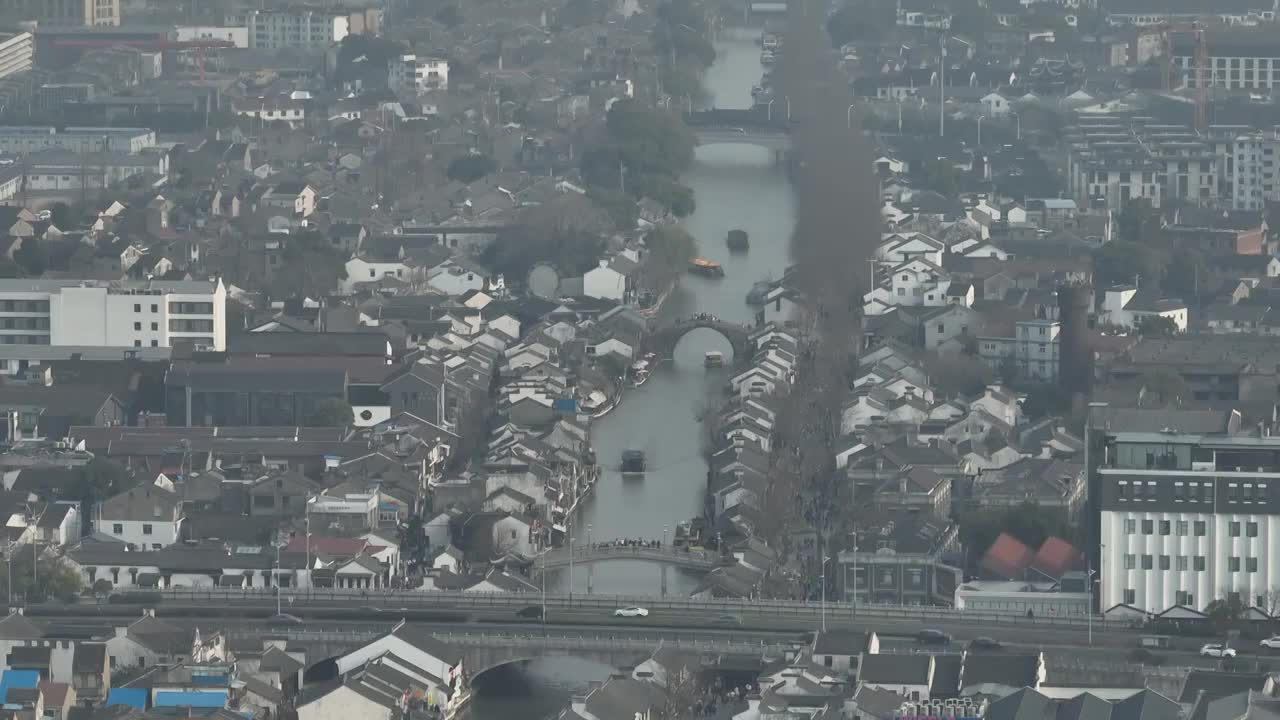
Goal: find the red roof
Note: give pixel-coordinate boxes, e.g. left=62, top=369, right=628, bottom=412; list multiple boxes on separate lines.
left=284, top=536, right=372, bottom=557
left=38, top=682, right=69, bottom=707
left=980, top=532, right=1035, bottom=579
left=1030, top=536, right=1083, bottom=580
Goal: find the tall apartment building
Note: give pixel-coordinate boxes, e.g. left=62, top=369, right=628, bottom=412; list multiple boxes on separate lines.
left=388, top=55, right=448, bottom=96
left=224, top=8, right=349, bottom=49
left=0, top=0, right=119, bottom=26
left=0, top=32, right=31, bottom=81
left=1067, top=118, right=1218, bottom=209
left=0, top=126, right=154, bottom=154
left=1173, top=30, right=1280, bottom=91
left=1229, top=131, right=1280, bottom=210
left=1096, top=413, right=1280, bottom=616
left=0, top=278, right=226, bottom=350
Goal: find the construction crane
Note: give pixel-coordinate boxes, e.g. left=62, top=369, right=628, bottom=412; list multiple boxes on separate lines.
left=1162, top=22, right=1209, bottom=132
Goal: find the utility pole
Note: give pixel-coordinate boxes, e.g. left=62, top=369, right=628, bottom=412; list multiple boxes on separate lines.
left=938, top=34, right=946, bottom=138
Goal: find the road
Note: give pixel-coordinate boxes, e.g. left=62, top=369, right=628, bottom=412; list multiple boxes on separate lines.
left=26, top=603, right=1272, bottom=674
left=27, top=598, right=1276, bottom=669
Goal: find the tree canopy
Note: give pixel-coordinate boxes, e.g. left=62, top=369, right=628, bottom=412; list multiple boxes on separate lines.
left=482, top=195, right=610, bottom=283
left=446, top=154, right=497, bottom=183
left=304, top=398, right=355, bottom=427
left=653, top=0, right=716, bottom=67
left=641, top=226, right=698, bottom=290
left=274, top=232, right=350, bottom=301
left=580, top=100, right=697, bottom=215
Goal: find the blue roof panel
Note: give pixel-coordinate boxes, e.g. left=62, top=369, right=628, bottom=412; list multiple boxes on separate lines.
left=105, top=688, right=148, bottom=709
left=154, top=691, right=228, bottom=709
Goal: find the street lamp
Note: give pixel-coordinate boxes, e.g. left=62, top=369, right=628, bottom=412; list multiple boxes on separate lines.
left=766, top=99, right=775, bottom=122
left=1087, top=567, right=1097, bottom=645
left=786, top=96, right=791, bottom=121
left=977, top=115, right=984, bottom=147
left=1012, top=111, right=1021, bottom=141
left=663, top=525, right=668, bottom=548
left=846, top=103, right=856, bottom=130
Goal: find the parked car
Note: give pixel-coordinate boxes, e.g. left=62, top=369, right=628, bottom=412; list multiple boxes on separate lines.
left=714, top=614, right=742, bottom=626
left=515, top=605, right=544, bottom=619
left=916, top=629, right=951, bottom=645
left=268, top=613, right=303, bottom=626
left=1261, top=636, right=1280, bottom=650
left=613, top=606, right=650, bottom=618
left=969, top=637, right=1003, bottom=650
left=1200, top=644, right=1237, bottom=658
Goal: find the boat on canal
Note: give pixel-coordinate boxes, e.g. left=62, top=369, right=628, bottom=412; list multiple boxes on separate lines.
left=688, top=258, right=725, bottom=277
left=704, top=351, right=725, bottom=368
left=621, top=449, right=646, bottom=474
left=630, top=357, right=653, bottom=388
left=727, top=229, right=749, bottom=252
left=760, top=50, right=775, bottom=66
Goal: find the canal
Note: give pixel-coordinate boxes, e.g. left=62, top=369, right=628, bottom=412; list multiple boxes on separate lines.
left=470, top=26, right=797, bottom=719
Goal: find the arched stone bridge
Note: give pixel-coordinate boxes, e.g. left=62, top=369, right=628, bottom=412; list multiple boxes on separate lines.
left=534, top=544, right=722, bottom=572
left=645, top=317, right=754, bottom=365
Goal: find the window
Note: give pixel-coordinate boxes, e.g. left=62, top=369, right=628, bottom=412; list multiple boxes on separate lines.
left=1176, top=520, right=1189, bottom=536
left=151, top=304, right=157, bottom=312
left=142, top=524, right=152, bottom=535
left=1230, top=521, right=1242, bottom=537
left=1124, top=588, right=1136, bottom=604
left=1124, top=554, right=1135, bottom=569
left=150, top=340, right=158, bottom=347
left=133, top=340, right=141, bottom=347
left=133, top=321, right=141, bottom=331
left=1248, top=557, right=1259, bottom=573
left=1176, top=590, right=1194, bottom=606
left=1159, top=555, right=1171, bottom=570
left=1142, top=519, right=1153, bottom=534
left=112, top=523, right=122, bottom=534
left=133, top=303, right=140, bottom=312
left=1194, top=556, right=1207, bottom=571
left=1125, top=518, right=1137, bottom=534
left=1176, top=556, right=1188, bottom=571
left=1159, top=520, right=1171, bottom=536
left=1248, top=521, right=1259, bottom=537
left=1141, top=554, right=1153, bottom=569
left=1195, top=521, right=1207, bottom=536
left=1229, top=556, right=1242, bottom=572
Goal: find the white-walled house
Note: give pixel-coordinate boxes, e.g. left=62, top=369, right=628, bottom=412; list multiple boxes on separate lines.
left=343, top=257, right=420, bottom=293
left=1095, top=286, right=1189, bottom=332
left=583, top=256, right=638, bottom=303
left=96, top=486, right=182, bottom=549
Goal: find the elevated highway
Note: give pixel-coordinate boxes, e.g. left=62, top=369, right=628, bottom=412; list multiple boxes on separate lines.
left=535, top=543, right=721, bottom=572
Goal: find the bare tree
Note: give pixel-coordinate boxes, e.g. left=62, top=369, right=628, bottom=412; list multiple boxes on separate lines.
left=654, top=661, right=702, bottom=720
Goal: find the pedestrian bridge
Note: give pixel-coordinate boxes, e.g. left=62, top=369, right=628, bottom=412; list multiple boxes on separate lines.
left=536, top=544, right=722, bottom=572
left=685, top=109, right=793, bottom=151
left=645, top=316, right=754, bottom=364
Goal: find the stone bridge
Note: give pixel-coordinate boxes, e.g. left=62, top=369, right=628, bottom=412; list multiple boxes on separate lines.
left=241, top=628, right=788, bottom=687
left=645, top=317, right=754, bottom=364
left=534, top=543, right=722, bottom=572
left=684, top=109, right=793, bottom=150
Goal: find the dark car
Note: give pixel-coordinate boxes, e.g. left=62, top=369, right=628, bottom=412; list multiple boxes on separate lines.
left=916, top=629, right=951, bottom=645
left=969, top=637, right=1003, bottom=650
left=515, top=605, right=544, bottom=619
left=268, top=613, right=303, bottom=627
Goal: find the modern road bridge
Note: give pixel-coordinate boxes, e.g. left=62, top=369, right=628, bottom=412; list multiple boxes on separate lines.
left=684, top=109, right=793, bottom=151
left=535, top=543, right=722, bottom=572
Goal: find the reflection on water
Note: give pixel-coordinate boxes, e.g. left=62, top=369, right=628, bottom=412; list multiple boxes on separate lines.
left=471, top=26, right=794, bottom=720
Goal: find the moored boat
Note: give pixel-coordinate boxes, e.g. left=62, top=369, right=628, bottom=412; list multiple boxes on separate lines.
left=689, top=258, right=725, bottom=277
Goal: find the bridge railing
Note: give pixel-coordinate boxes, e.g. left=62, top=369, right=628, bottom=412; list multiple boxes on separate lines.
left=541, top=544, right=719, bottom=564
left=145, top=588, right=1110, bottom=628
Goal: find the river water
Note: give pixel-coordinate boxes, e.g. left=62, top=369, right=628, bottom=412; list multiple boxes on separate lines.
left=470, top=27, right=796, bottom=718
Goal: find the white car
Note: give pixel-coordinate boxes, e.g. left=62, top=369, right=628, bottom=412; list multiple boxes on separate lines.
left=1200, top=643, right=1237, bottom=658
left=1261, top=636, right=1280, bottom=650
left=613, top=606, right=649, bottom=618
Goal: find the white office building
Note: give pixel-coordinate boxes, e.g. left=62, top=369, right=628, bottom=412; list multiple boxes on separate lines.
left=225, top=8, right=349, bottom=49
left=0, top=32, right=32, bottom=82
left=1230, top=131, right=1280, bottom=210
left=1098, top=423, right=1280, bottom=616
left=0, top=126, right=155, bottom=155
left=174, top=25, right=250, bottom=48
left=0, top=278, right=226, bottom=351
left=388, top=55, right=449, bottom=96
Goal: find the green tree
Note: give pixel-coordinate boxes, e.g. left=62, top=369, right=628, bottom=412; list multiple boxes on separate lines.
left=642, top=225, right=698, bottom=290
left=61, top=459, right=136, bottom=535
left=635, top=175, right=696, bottom=217
left=1116, top=198, right=1162, bottom=245
left=13, top=239, right=46, bottom=276
left=49, top=202, right=75, bottom=228
left=580, top=100, right=696, bottom=204
left=1137, top=368, right=1191, bottom=407
left=660, top=63, right=708, bottom=106
left=587, top=188, right=639, bottom=231
left=1136, top=314, right=1178, bottom=336
left=653, top=0, right=716, bottom=68
left=304, top=398, right=354, bottom=427
left=397, top=514, right=429, bottom=570
left=958, top=501, right=1078, bottom=569
left=1092, top=240, right=1167, bottom=288
left=482, top=195, right=610, bottom=281
left=274, top=232, right=349, bottom=300
left=826, top=2, right=892, bottom=45
left=446, top=154, right=498, bottom=183
left=0, top=551, right=83, bottom=603
left=918, top=158, right=960, bottom=198
left=434, top=4, right=464, bottom=27
left=1205, top=594, right=1244, bottom=629
left=1165, top=246, right=1215, bottom=301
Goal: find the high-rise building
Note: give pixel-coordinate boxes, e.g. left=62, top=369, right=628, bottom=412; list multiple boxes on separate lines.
left=0, top=278, right=226, bottom=351
left=224, top=8, right=349, bottom=49
left=0, top=0, right=119, bottom=26
left=1093, top=408, right=1280, bottom=616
